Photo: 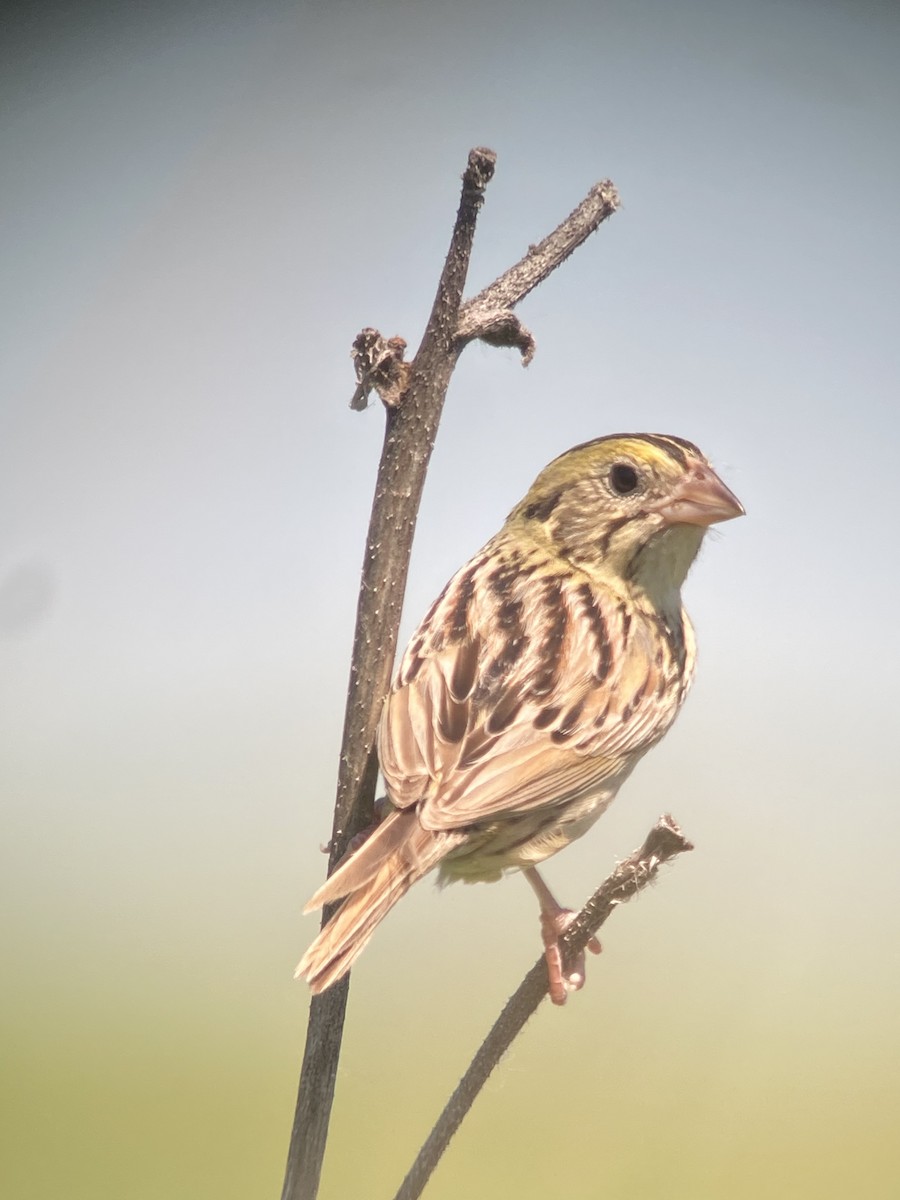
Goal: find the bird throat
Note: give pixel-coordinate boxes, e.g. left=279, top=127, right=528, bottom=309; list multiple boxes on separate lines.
left=627, top=523, right=706, bottom=621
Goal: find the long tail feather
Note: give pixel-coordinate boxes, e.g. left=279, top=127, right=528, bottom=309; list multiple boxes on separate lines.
left=304, top=810, right=417, bottom=912
left=296, top=814, right=463, bottom=993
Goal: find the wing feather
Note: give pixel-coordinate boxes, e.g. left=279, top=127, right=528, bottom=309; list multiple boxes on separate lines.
left=378, top=543, right=688, bottom=832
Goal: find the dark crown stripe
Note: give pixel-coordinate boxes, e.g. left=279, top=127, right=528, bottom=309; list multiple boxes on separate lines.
left=551, top=431, right=700, bottom=467
left=637, top=434, right=691, bottom=467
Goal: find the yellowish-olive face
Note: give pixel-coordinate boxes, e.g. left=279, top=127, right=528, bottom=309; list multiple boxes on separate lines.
left=508, top=433, right=743, bottom=585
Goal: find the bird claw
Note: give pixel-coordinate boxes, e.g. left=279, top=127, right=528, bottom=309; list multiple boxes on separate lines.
left=539, top=908, right=602, bottom=1006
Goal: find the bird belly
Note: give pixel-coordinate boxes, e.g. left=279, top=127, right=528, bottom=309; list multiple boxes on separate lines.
left=437, top=780, right=624, bottom=885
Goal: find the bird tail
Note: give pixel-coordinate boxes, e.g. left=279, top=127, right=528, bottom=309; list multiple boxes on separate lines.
left=295, top=809, right=463, bottom=994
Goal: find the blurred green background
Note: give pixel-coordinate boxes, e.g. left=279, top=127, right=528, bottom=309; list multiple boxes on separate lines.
left=3, top=1, right=900, bottom=1197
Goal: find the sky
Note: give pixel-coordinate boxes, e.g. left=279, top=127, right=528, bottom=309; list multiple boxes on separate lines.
left=2, top=1, right=900, bottom=1197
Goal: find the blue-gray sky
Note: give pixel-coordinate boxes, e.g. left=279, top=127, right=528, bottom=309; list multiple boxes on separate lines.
left=3, top=2, right=899, bottom=1197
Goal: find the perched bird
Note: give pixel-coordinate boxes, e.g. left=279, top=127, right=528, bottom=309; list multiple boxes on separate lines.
left=297, top=433, right=743, bottom=1003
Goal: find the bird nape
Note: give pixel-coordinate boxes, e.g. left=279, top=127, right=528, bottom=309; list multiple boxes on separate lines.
left=297, top=433, right=744, bottom=1005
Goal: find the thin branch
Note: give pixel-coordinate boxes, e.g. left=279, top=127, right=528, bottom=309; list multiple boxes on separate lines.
left=455, top=179, right=620, bottom=361
left=280, top=147, right=496, bottom=1200
left=391, top=816, right=693, bottom=1200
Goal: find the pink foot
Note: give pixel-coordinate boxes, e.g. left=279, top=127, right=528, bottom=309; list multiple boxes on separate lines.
left=523, top=868, right=601, bottom=1005
left=539, top=907, right=602, bottom=1006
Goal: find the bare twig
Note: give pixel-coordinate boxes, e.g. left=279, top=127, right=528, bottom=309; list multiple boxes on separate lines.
left=392, top=816, right=693, bottom=1200
left=455, top=179, right=620, bottom=362
left=349, top=331, right=411, bottom=412
left=351, top=178, right=621, bottom=405
left=280, top=149, right=620, bottom=1200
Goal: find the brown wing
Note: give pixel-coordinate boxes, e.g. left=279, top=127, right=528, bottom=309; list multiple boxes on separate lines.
left=377, top=540, right=688, bottom=832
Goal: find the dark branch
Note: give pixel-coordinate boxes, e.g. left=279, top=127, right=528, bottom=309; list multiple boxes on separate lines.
left=455, top=178, right=620, bottom=361
left=351, top=147, right=496, bottom=412
left=350, top=173, right=620, bottom=408
left=280, top=146, right=495, bottom=1200
left=391, top=815, right=693, bottom=1200
left=350, top=331, right=411, bottom=412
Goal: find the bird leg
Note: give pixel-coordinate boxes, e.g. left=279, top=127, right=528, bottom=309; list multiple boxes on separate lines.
left=523, top=867, right=602, bottom=1006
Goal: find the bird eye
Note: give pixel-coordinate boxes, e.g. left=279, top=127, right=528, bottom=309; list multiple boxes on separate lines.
left=609, top=462, right=640, bottom=495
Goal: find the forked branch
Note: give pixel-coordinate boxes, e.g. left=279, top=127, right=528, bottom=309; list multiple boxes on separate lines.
left=456, top=179, right=620, bottom=364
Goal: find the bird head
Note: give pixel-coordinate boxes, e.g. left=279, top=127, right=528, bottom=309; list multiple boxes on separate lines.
left=508, top=433, right=744, bottom=606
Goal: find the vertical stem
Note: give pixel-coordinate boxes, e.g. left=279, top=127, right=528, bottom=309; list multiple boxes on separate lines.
left=279, top=148, right=496, bottom=1200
